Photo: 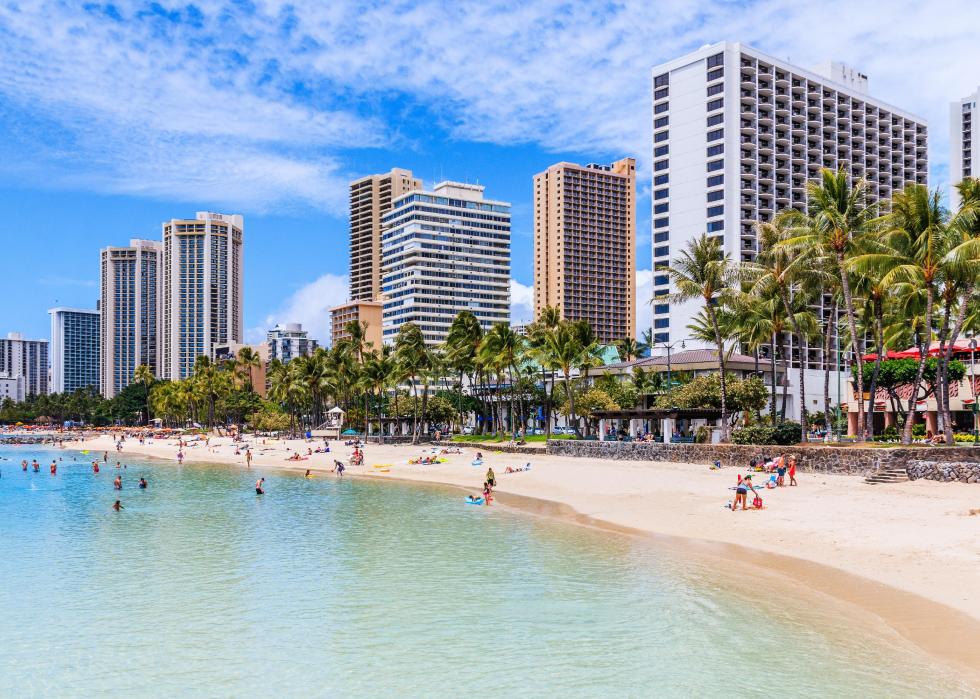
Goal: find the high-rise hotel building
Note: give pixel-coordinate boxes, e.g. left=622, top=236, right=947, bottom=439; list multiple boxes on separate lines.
left=649, top=41, right=927, bottom=362
left=950, top=87, right=978, bottom=209
left=100, top=239, right=162, bottom=397
left=49, top=307, right=100, bottom=394
left=162, top=212, right=244, bottom=380
left=0, top=332, right=48, bottom=400
left=533, top=158, right=636, bottom=343
left=381, top=182, right=511, bottom=345
left=349, top=168, right=421, bottom=302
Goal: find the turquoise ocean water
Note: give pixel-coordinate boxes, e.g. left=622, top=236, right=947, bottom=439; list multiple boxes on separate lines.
left=0, top=446, right=973, bottom=698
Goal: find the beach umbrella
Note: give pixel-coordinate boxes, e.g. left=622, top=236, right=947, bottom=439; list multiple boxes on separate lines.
left=341, top=429, right=360, bottom=436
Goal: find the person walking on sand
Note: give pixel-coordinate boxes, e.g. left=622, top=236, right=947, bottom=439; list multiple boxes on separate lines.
left=246, top=449, right=252, bottom=468
left=788, top=455, right=798, bottom=487
left=486, top=467, right=496, bottom=488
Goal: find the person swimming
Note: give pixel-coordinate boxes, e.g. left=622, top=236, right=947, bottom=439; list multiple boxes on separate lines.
left=138, top=477, right=147, bottom=489
left=255, top=478, right=265, bottom=495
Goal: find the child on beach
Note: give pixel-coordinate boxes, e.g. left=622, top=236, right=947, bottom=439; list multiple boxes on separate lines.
left=482, top=481, right=493, bottom=506
left=788, top=456, right=797, bottom=486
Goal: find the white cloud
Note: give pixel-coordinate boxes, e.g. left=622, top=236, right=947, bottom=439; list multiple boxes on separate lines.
left=3, top=0, right=976, bottom=212
left=635, top=269, right=654, bottom=340
left=510, top=278, right=534, bottom=325
left=247, top=273, right=349, bottom=345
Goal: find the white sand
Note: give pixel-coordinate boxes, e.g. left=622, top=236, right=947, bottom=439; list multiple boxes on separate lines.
left=77, top=432, right=980, bottom=678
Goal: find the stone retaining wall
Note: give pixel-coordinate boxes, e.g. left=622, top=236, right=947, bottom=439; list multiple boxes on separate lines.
left=546, top=440, right=980, bottom=480
left=907, top=460, right=980, bottom=483
left=433, top=440, right=545, bottom=455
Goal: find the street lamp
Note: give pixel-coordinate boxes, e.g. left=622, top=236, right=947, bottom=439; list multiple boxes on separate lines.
left=653, top=339, right=687, bottom=390
left=970, top=337, right=978, bottom=445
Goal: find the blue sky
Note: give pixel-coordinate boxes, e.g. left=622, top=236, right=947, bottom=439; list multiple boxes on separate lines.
left=1, top=0, right=978, bottom=344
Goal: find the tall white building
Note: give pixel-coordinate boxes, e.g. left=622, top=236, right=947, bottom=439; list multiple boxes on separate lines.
left=267, top=323, right=317, bottom=363
left=100, top=239, right=162, bottom=398
left=0, top=332, right=49, bottom=400
left=950, top=87, right=978, bottom=209
left=161, top=212, right=244, bottom=380
left=649, top=41, right=928, bottom=362
left=381, top=182, right=511, bottom=345
left=49, top=307, right=100, bottom=394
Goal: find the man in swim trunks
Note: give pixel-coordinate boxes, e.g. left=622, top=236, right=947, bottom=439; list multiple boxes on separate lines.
left=114, top=475, right=122, bottom=490
left=486, top=467, right=496, bottom=487
left=255, top=478, right=265, bottom=495
left=138, top=478, right=147, bottom=489
left=246, top=449, right=252, bottom=468
left=112, top=500, right=123, bottom=511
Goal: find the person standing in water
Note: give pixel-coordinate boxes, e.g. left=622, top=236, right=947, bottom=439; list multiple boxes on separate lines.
left=92, top=461, right=100, bottom=474
left=112, top=500, right=123, bottom=511
left=50, top=461, right=57, bottom=475
left=113, top=475, right=122, bottom=490
left=246, top=449, right=252, bottom=468
left=138, top=477, right=147, bottom=489
left=255, top=478, right=265, bottom=495
left=103, top=451, right=108, bottom=463
left=21, top=460, right=27, bottom=472
left=32, top=460, right=40, bottom=473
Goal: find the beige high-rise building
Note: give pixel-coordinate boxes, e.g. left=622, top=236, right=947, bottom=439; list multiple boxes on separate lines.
left=533, top=158, right=636, bottom=343
left=100, top=239, right=162, bottom=398
left=349, top=168, right=421, bottom=301
left=330, top=300, right=383, bottom=349
left=161, top=212, right=244, bottom=380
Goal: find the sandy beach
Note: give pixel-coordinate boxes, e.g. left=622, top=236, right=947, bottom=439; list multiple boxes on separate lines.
left=76, top=432, right=980, bottom=680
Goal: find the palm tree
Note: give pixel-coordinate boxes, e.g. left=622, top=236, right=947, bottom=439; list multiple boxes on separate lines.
left=133, top=363, right=155, bottom=425
left=363, top=346, right=396, bottom=440
left=668, top=234, right=737, bottom=441
left=852, top=184, right=948, bottom=444
left=479, top=323, right=526, bottom=437
left=444, top=311, right=483, bottom=433
left=235, top=346, right=262, bottom=393
left=394, top=323, right=428, bottom=443
left=755, top=213, right=825, bottom=439
left=542, top=322, right=583, bottom=437
left=780, top=167, right=875, bottom=440
left=616, top=337, right=640, bottom=363
left=192, top=355, right=221, bottom=429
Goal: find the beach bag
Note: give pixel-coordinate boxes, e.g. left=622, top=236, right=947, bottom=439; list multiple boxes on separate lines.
left=752, top=496, right=763, bottom=509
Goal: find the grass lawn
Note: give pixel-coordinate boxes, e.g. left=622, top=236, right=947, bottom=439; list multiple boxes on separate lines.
left=449, top=433, right=576, bottom=444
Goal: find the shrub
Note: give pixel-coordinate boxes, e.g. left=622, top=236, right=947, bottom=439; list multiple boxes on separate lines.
left=732, top=424, right=775, bottom=445
left=953, top=432, right=978, bottom=443
left=873, top=425, right=899, bottom=442
left=771, top=421, right=802, bottom=445
left=911, top=423, right=926, bottom=438
left=694, top=425, right=710, bottom=444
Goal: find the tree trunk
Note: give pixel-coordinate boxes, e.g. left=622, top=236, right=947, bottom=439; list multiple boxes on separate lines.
left=779, top=286, right=808, bottom=442
left=707, top=304, right=729, bottom=441
left=563, top=370, right=577, bottom=436
left=941, top=280, right=976, bottom=444
left=901, top=290, right=935, bottom=444
left=839, top=252, right=865, bottom=441
left=770, top=331, right=778, bottom=423
left=823, top=302, right=836, bottom=436
left=865, top=306, right=885, bottom=440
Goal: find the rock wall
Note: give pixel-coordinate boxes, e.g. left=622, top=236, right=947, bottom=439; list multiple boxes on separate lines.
left=546, top=440, right=980, bottom=480
left=907, top=460, right=980, bottom=483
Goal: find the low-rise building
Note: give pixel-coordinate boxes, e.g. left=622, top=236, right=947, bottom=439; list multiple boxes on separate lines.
left=330, top=300, right=383, bottom=349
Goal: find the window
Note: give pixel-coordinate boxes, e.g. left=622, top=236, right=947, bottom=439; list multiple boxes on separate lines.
left=707, top=129, right=724, bottom=141
left=654, top=217, right=669, bottom=228
left=707, top=174, right=724, bottom=187
left=654, top=174, right=669, bottom=185
left=654, top=130, right=669, bottom=143
left=654, top=102, right=669, bottom=114
left=655, top=304, right=669, bottom=314
left=654, top=159, right=669, bottom=171
left=707, top=83, right=725, bottom=97
left=654, top=332, right=669, bottom=343
left=707, top=68, right=724, bottom=82
left=654, top=145, right=669, bottom=157
left=654, top=275, right=669, bottom=286
left=707, top=159, right=724, bottom=172
left=707, top=113, right=724, bottom=127
left=707, top=205, right=724, bottom=217
left=654, top=318, right=670, bottom=329
left=707, top=220, right=725, bottom=232
left=654, top=245, right=670, bottom=257
left=707, top=144, right=724, bottom=157
left=654, top=188, right=669, bottom=200
left=654, top=87, right=669, bottom=100
left=707, top=189, right=724, bottom=201
left=707, top=53, right=724, bottom=68
left=654, top=74, right=669, bottom=88
left=707, top=98, right=724, bottom=111
left=654, top=231, right=669, bottom=243
left=654, top=116, right=669, bottom=128
left=654, top=203, right=669, bottom=214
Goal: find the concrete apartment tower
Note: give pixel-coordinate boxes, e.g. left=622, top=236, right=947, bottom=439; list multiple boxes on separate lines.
left=533, top=158, right=637, bottom=343
left=950, top=87, right=978, bottom=209
left=381, top=181, right=511, bottom=345
left=267, top=322, right=318, bottom=363
left=648, top=41, right=927, bottom=358
left=49, top=307, right=100, bottom=394
left=348, top=168, right=422, bottom=302
left=0, top=332, right=48, bottom=400
left=161, top=212, right=244, bottom=380
left=100, top=239, right=162, bottom=398
left=330, top=300, right=383, bottom=349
